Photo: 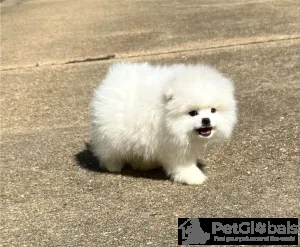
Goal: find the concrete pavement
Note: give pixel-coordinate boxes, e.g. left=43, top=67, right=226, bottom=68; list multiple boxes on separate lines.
left=1, top=0, right=300, bottom=246
left=2, top=0, right=300, bottom=69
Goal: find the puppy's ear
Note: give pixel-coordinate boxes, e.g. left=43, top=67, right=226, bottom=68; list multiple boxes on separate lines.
left=164, top=88, right=173, bottom=102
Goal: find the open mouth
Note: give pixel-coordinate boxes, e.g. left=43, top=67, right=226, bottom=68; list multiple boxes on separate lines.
left=196, top=127, right=213, bottom=137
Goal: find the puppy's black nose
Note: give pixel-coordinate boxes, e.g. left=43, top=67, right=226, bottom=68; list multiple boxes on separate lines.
left=202, top=118, right=211, bottom=125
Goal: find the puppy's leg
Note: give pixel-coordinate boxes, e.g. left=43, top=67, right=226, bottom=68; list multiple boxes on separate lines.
left=165, top=164, right=207, bottom=185
left=102, top=159, right=124, bottom=173
left=92, top=145, right=124, bottom=172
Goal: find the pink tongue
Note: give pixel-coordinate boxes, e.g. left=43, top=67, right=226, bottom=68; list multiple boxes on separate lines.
left=201, top=128, right=211, bottom=134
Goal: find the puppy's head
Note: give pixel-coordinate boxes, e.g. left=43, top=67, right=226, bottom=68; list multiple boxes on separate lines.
left=163, top=64, right=237, bottom=144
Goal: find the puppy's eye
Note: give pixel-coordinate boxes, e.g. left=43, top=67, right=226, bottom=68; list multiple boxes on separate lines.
left=211, top=108, right=217, bottom=113
left=188, top=110, right=198, bottom=116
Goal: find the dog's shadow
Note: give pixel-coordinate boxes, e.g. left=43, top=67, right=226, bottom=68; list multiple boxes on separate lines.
left=75, top=143, right=205, bottom=181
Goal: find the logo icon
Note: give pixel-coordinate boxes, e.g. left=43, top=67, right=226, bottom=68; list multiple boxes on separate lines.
left=178, top=218, right=210, bottom=244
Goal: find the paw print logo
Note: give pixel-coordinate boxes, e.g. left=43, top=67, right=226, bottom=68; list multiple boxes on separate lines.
left=255, top=222, right=266, bottom=234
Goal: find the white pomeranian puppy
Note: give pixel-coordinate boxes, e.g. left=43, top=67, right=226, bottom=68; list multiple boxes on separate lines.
left=90, top=62, right=237, bottom=184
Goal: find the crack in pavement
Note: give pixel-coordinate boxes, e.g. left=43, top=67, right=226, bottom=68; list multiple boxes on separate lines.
left=64, top=55, right=116, bottom=65
left=1, top=36, right=300, bottom=72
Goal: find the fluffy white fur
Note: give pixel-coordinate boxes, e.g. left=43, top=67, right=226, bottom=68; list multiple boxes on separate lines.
left=90, top=62, right=237, bottom=184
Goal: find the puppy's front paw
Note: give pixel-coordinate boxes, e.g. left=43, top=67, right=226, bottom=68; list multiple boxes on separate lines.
left=171, top=165, right=207, bottom=185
